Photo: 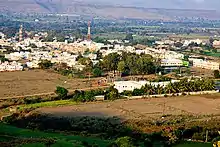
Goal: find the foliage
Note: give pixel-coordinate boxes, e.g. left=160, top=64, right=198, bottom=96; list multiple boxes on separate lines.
left=105, top=86, right=120, bottom=100
left=214, top=70, right=220, bottom=78
left=102, top=52, right=155, bottom=75
left=0, top=123, right=110, bottom=147
left=117, top=61, right=126, bottom=74
left=102, top=53, right=121, bottom=73
left=122, top=78, right=215, bottom=96
left=0, top=55, right=9, bottom=62
left=114, top=136, right=135, bottom=147
left=124, top=34, right=133, bottom=42
left=55, top=86, right=68, bottom=98
left=93, top=68, right=103, bottom=77
left=38, top=60, right=53, bottom=69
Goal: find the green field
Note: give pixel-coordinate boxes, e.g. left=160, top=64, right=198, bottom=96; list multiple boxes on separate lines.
left=203, top=51, right=220, bottom=57
left=16, top=99, right=78, bottom=111
left=174, top=141, right=212, bottom=147
left=0, top=123, right=111, bottom=147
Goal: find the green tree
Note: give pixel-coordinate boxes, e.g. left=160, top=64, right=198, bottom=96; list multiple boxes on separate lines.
left=117, top=61, right=126, bottom=74
left=38, top=60, right=53, bottom=69
left=102, top=53, right=121, bottom=73
left=78, top=57, right=92, bottom=67
left=214, top=70, right=220, bottom=78
left=115, top=136, right=135, bottom=147
left=125, top=34, right=133, bottom=42
left=93, top=68, right=103, bottom=77
left=0, top=55, right=9, bottom=62
left=55, top=86, right=68, bottom=98
left=105, top=86, right=120, bottom=100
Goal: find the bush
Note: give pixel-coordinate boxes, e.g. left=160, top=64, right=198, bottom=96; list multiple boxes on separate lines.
left=55, top=86, right=68, bottom=99
left=115, top=136, right=135, bottom=147
left=92, top=68, right=103, bottom=77
left=214, top=70, right=220, bottom=78
left=105, top=87, right=120, bottom=100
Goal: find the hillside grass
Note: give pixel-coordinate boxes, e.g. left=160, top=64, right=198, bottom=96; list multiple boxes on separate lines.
left=0, top=123, right=111, bottom=146
left=174, top=141, right=212, bottom=147
left=16, top=100, right=78, bottom=111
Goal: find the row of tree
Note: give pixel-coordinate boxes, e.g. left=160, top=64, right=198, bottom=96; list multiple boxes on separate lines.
left=122, top=78, right=216, bottom=96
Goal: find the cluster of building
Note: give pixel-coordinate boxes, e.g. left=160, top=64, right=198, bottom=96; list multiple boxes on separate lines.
left=189, top=58, right=219, bottom=70
left=0, top=61, right=23, bottom=72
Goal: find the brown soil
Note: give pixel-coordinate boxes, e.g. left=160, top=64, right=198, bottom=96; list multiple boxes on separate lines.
left=38, top=94, right=220, bottom=119
left=0, top=70, right=104, bottom=98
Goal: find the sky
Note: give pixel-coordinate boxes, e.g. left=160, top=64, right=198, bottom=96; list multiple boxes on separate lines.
left=84, top=0, right=220, bottom=10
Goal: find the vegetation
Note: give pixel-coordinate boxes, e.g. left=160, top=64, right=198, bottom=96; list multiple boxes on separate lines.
left=214, top=70, right=220, bottom=79
left=55, top=86, right=68, bottom=99
left=0, top=123, right=110, bottom=147
left=0, top=55, right=9, bottom=62
left=102, top=52, right=155, bottom=75
left=122, top=78, right=215, bottom=96
left=3, top=112, right=220, bottom=147
left=38, top=60, right=53, bottom=69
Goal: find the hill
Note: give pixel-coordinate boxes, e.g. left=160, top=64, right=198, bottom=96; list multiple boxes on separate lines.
left=0, top=0, right=220, bottom=20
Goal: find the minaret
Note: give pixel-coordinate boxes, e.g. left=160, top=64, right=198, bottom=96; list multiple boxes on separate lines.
left=87, top=21, right=91, bottom=41
left=19, top=24, right=23, bottom=42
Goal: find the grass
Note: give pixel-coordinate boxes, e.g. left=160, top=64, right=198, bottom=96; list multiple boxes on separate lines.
left=16, top=100, right=78, bottom=111
left=174, top=141, right=212, bottom=147
left=0, top=123, right=111, bottom=146
left=203, top=51, right=220, bottom=57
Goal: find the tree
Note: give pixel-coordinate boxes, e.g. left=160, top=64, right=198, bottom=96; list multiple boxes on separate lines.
left=38, top=60, right=53, bottom=69
left=55, top=86, right=68, bottom=98
left=105, top=86, right=120, bottom=100
left=125, top=34, right=133, bottom=42
left=0, top=55, right=9, bottom=62
left=214, top=70, right=220, bottom=78
left=29, top=43, right=37, bottom=48
left=78, top=57, right=92, bottom=67
left=102, top=53, right=121, bottom=73
left=117, top=61, right=126, bottom=74
left=114, top=136, right=135, bottom=147
left=93, top=68, right=103, bottom=77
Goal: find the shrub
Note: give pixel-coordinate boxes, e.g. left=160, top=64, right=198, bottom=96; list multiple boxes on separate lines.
left=92, top=68, right=103, bottom=77
left=214, top=70, right=220, bottom=78
left=115, top=136, right=135, bottom=147
left=55, top=86, right=68, bottom=99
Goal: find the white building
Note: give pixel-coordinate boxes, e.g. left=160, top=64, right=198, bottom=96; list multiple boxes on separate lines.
left=114, top=80, right=179, bottom=93
left=190, top=58, right=219, bottom=70
left=0, top=61, right=23, bottom=72
left=161, top=59, right=183, bottom=67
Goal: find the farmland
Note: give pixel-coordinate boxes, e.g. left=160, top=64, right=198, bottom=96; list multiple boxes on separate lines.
left=0, top=70, right=105, bottom=98
left=37, top=94, right=220, bottom=120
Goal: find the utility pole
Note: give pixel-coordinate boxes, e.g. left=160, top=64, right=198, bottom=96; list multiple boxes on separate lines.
left=205, top=130, right=208, bottom=142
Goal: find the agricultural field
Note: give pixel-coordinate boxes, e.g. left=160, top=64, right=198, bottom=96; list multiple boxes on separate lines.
left=0, top=70, right=104, bottom=98
left=37, top=94, right=220, bottom=119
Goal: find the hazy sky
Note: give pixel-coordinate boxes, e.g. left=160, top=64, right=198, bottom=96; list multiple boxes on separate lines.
left=83, top=0, right=220, bottom=10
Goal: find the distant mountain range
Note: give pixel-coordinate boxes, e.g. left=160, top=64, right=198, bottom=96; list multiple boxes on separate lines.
left=1, top=0, right=220, bottom=20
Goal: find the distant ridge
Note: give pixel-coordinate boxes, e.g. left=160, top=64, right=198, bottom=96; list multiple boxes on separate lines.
left=0, top=0, right=220, bottom=20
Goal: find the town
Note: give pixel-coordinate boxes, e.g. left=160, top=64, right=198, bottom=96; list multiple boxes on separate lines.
left=2, top=4, right=220, bottom=146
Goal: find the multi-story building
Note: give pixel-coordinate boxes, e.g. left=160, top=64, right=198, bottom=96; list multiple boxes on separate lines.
left=190, top=59, right=219, bottom=70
